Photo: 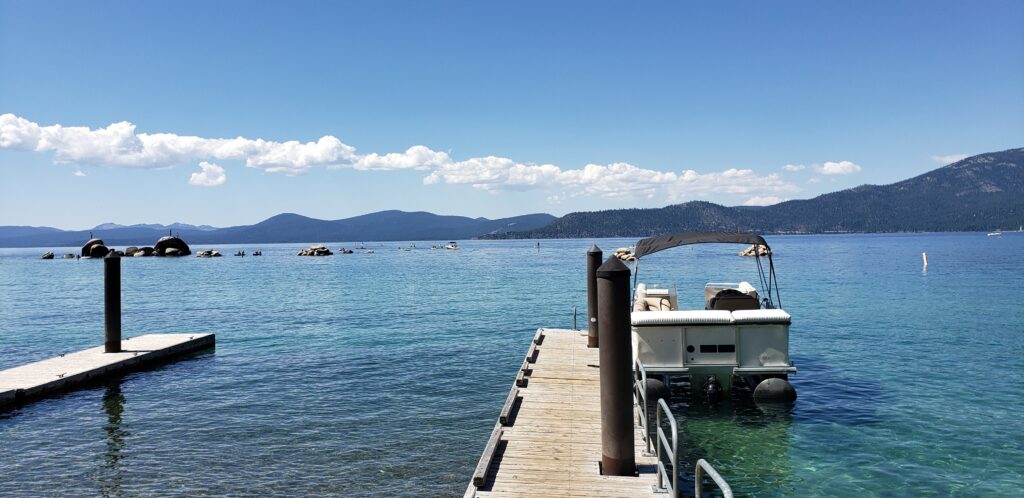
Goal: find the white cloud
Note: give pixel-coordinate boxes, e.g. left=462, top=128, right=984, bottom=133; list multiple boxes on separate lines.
left=72, top=169, right=86, bottom=177
left=817, top=160, right=862, bottom=175
left=188, top=161, right=227, bottom=187
left=0, top=113, right=357, bottom=175
left=781, top=164, right=805, bottom=172
left=743, top=196, right=783, bottom=206
left=931, top=153, right=968, bottom=165
left=807, top=177, right=822, bottom=184
left=1, top=113, right=802, bottom=200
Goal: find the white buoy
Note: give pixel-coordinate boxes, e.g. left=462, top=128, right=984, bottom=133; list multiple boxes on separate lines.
left=922, top=252, right=928, bottom=271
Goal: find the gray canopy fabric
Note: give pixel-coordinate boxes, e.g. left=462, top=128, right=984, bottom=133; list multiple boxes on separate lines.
left=633, top=232, right=769, bottom=259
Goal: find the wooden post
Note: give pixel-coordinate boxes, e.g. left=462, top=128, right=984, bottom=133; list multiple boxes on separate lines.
left=587, top=244, right=603, bottom=348
left=104, top=252, right=121, bottom=353
left=596, top=255, right=635, bottom=476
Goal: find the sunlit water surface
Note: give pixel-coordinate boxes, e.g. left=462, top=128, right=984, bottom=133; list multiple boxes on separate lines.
left=1, top=233, right=1022, bottom=496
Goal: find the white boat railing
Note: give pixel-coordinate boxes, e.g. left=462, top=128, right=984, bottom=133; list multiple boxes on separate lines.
left=696, top=459, right=734, bottom=498
left=635, top=360, right=733, bottom=497
left=655, top=398, right=679, bottom=495
left=633, top=359, right=652, bottom=454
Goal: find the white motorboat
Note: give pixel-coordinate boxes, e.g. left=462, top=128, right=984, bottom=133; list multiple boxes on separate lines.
left=444, top=241, right=460, bottom=250
left=988, top=230, right=1003, bottom=237
left=630, top=232, right=796, bottom=400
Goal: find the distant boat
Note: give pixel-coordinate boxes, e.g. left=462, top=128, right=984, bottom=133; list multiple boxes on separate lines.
left=988, top=230, right=1003, bottom=237
left=444, top=241, right=460, bottom=250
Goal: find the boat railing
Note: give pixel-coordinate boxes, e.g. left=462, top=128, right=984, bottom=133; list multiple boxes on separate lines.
left=696, top=459, right=734, bottom=498
left=636, top=360, right=733, bottom=497
left=633, top=359, right=652, bottom=454
left=654, top=398, right=679, bottom=496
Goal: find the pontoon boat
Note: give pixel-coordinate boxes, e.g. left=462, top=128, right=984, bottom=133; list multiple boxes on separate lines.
left=630, top=232, right=796, bottom=401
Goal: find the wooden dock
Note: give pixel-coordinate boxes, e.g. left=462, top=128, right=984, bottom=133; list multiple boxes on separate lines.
left=0, top=333, right=214, bottom=409
left=465, top=328, right=660, bottom=497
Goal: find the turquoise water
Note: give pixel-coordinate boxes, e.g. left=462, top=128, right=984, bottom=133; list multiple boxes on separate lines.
left=1, top=234, right=1022, bottom=496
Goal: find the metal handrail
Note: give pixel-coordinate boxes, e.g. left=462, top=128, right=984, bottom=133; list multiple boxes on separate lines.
left=695, top=459, right=734, bottom=498
left=655, top=398, right=678, bottom=496
left=633, top=359, right=651, bottom=453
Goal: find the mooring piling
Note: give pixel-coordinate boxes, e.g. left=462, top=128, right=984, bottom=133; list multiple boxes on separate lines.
left=104, top=252, right=122, bottom=353
left=596, top=255, right=635, bottom=476
left=586, top=244, right=603, bottom=348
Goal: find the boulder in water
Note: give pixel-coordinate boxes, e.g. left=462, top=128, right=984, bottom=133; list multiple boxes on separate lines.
left=124, top=246, right=139, bottom=256
left=89, top=244, right=110, bottom=258
left=297, top=244, right=333, bottom=256
left=82, top=238, right=105, bottom=257
left=41, top=251, right=54, bottom=259
left=738, top=244, right=771, bottom=257
left=154, top=236, right=191, bottom=256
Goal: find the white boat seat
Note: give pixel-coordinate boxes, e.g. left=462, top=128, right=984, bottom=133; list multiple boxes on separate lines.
left=731, top=309, right=791, bottom=324
left=632, top=310, right=733, bottom=326
left=632, top=309, right=791, bottom=325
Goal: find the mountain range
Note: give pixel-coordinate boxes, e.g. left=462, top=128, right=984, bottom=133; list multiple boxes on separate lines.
left=484, top=147, right=1024, bottom=238
left=0, top=211, right=556, bottom=248
left=1, top=148, right=1021, bottom=248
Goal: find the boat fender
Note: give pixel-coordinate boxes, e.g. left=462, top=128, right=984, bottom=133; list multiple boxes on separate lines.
left=753, top=377, right=797, bottom=402
left=645, top=378, right=671, bottom=408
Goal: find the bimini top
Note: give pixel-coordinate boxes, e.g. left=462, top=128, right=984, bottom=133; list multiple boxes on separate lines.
left=634, top=232, right=769, bottom=259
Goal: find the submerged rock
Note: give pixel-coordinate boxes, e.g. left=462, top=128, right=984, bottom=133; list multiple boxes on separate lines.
left=196, top=250, right=223, bottom=258
left=40, top=251, right=54, bottom=259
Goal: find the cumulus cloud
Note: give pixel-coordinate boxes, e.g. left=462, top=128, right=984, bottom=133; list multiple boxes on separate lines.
left=931, top=153, right=968, bottom=165
left=781, top=164, right=805, bottom=172
left=816, top=160, right=862, bottom=175
left=0, top=113, right=357, bottom=175
left=72, top=169, right=86, bottom=177
left=188, top=161, right=227, bottom=187
left=1, top=113, right=802, bottom=201
left=743, top=196, right=783, bottom=206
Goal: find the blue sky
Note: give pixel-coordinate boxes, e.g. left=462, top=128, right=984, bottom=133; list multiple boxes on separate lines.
left=1, top=1, right=1022, bottom=229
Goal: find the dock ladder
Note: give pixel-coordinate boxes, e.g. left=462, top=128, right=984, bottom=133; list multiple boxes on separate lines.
left=634, top=361, right=734, bottom=497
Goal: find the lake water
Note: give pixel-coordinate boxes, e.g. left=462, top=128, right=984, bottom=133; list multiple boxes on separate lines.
left=1, top=233, right=1022, bottom=496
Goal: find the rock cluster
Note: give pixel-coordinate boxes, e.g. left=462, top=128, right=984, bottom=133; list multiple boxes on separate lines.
left=40, top=251, right=54, bottom=259
left=196, top=250, right=223, bottom=258
left=738, top=244, right=771, bottom=257
left=298, top=244, right=333, bottom=256
left=82, top=238, right=110, bottom=258
left=155, top=236, right=191, bottom=257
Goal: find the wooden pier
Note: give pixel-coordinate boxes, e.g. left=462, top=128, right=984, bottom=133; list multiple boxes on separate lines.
left=0, top=333, right=214, bottom=409
left=465, top=328, right=660, bottom=497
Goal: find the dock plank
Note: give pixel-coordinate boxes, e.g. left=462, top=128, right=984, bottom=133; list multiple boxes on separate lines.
left=465, top=328, right=660, bottom=497
left=0, top=333, right=214, bottom=409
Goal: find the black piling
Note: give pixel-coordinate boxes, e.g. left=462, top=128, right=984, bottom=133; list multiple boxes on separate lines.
left=104, top=252, right=121, bottom=353
left=596, top=255, right=635, bottom=476
left=586, top=244, right=603, bottom=348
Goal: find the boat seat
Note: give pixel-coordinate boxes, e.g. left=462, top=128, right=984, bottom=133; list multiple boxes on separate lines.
left=708, top=289, right=760, bottom=311
left=731, top=309, right=791, bottom=324
left=632, top=310, right=734, bottom=326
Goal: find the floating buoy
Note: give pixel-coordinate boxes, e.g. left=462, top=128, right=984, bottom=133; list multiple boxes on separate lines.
left=753, top=377, right=797, bottom=402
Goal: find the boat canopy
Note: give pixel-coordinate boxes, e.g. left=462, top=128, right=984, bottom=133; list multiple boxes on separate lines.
left=634, top=232, right=769, bottom=259
left=631, top=231, right=781, bottom=309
